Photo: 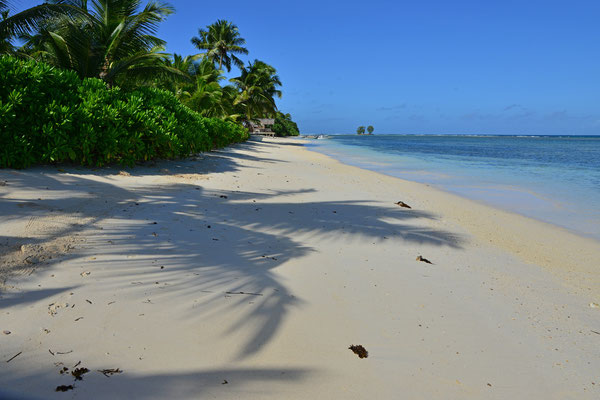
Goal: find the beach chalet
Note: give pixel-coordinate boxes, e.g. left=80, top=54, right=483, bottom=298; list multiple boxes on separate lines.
left=249, top=118, right=275, bottom=136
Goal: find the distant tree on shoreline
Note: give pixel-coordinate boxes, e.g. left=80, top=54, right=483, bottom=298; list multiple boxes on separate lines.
left=367, top=125, right=374, bottom=134
left=357, top=126, right=365, bottom=135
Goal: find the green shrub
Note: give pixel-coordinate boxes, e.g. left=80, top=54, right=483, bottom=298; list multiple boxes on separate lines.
left=0, top=56, right=248, bottom=168
left=272, top=112, right=299, bottom=137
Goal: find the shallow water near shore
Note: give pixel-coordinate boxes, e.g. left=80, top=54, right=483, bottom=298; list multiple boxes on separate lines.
left=305, top=134, right=600, bottom=241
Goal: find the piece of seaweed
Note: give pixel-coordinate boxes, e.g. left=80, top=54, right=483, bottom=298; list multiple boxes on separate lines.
left=395, top=201, right=412, bottom=209
left=416, top=255, right=433, bottom=264
left=349, top=344, right=368, bottom=359
left=71, top=367, right=90, bottom=381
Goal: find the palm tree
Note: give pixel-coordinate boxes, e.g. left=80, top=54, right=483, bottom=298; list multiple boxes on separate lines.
left=191, top=19, right=248, bottom=72
left=22, top=0, right=182, bottom=87
left=357, top=126, right=365, bottom=135
left=367, top=125, right=374, bottom=134
left=156, top=52, right=200, bottom=95
left=0, top=0, right=79, bottom=54
left=231, top=60, right=282, bottom=124
left=186, top=58, right=239, bottom=120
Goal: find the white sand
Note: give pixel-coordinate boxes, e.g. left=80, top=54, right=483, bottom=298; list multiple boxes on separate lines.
left=1, top=137, right=599, bottom=399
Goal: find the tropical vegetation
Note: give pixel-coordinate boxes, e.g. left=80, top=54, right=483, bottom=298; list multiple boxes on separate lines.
left=272, top=112, right=299, bottom=137
left=367, top=125, right=374, bottom=134
left=0, top=56, right=246, bottom=168
left=191, top=19, right=248, bottom=72
left=0, top=0, right=300, bottom=168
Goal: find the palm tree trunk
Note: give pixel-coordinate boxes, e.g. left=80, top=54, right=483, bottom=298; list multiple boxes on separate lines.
left=99, top=57, right=110, bottom=85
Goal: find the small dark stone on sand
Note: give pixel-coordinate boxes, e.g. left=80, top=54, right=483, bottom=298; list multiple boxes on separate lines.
left=55, top=385, right=74, bottom=392
left=349, top=344, right=368, bottom=358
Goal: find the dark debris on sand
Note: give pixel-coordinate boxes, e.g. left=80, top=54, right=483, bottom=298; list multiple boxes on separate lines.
left=416, top=255, right=433, bottom=264
left=395, top=201, right=411, bottom=209
left=98, top=368, right=123, bottom=377
left=71, top=367, right=90, bottom=381
left=349, top=344, right=368, bottom=359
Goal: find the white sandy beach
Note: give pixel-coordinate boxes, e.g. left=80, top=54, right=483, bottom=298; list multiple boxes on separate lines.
left=1, top=137, right=599, bottom=399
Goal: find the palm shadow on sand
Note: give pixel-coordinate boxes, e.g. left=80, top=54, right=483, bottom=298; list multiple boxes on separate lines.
left=0, top=141, right=464, bottom=394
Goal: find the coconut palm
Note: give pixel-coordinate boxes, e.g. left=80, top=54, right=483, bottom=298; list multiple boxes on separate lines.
left=0, top=0, right=79, bottom=54
left=191, top=19, right=248, bottom=72
left=156, top=52, right=200, bottom=94
left=22, top=0, right=182, bottom=87
left=182, top=57, right=239, bottom=120
left=231, top=60, right=282, bottom=124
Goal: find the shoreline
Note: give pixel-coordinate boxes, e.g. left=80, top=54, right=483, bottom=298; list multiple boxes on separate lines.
left=1, top=137, right=599, bottom=399
left=297, top=137, right=600, bottom=297
left=303, top=135, right=600, bottom=242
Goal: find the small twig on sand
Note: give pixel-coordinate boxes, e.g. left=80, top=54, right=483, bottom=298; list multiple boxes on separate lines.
left=6, top=351, right=22, bottom=363
left=98, top=368, right=123, bottom=377
left=225, top=291, right=263, bottom=296
left=416, top=255, right=433, bottom=264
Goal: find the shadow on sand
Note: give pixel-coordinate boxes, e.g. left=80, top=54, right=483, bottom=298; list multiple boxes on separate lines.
left=0, top=140, right=463, bottom=396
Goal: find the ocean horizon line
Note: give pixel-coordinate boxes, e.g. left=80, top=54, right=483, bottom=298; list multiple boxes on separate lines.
left=303, top=133, right=600, bottom=138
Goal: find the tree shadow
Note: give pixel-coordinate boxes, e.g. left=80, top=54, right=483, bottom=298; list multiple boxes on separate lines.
left=0, top=286, right=78, bottom=307
left=0, top=142, right=465, bottom=396
left=0, top=366, right=311, bottom=400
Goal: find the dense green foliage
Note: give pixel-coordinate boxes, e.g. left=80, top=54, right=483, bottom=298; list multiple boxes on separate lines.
left=231, top=60, right=282, bottom=123
left=19, top=0, right=181, bottom=87
left=0, top=56, right=247, bottom=168
left=367, top=125, right=374, bottom=134
left=272, top=112, right=299, bottom=137
left=356, top=126, right=365, bottom=135
left=0, top=2, right=299, bottom=170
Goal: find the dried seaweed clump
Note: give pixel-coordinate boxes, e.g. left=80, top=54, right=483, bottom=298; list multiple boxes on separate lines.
left=349, top=344, right=368, bottom=359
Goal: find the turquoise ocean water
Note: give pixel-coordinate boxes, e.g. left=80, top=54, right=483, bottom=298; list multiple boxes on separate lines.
left=305, top=135, right=600, bottom=241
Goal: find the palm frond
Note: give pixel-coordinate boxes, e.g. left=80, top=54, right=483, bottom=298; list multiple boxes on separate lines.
left=0, top=3, right=81, bottom=38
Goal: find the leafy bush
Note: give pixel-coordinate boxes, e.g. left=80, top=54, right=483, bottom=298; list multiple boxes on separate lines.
left=272, top=112, right=299, bottom=137
left=0, top=56, right=248, bottom=168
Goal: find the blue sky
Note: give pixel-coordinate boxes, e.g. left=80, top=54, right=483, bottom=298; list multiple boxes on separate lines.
left=12, top=0, right=600, bottom=134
